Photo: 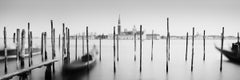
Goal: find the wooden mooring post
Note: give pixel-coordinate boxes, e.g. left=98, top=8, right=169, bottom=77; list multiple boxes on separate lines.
left=140, top=25, right=142, bottom=73
left=4, top=27, right=8, bottom=74
left=185, top=32, right=188, bottom=61
left=99, top=34, right=102, bottom=61
left=220, top=27, right=224, bottom=72
left=86, top=26, right=90, bottom=70
left=203, top=30, right=206, bottom=61
left=41, top=32, right=44, bottom=62
left=44, top=32, right=48, bottom=61
left=82, top=32, right=85, bottom=55
left=20, top=29, right=26, bottom=69
left=13, top=33, right=15, bottom=43
left=62, top=23, right=65, bottom=65
left=51, top=20, right=56, bottom=78
left=191, top=27, right=195, bottom=72
left=167, top=18, right=170, bottom=61
left=117, top=34, right=119, bottom=61
left=151, top=30, right=154, bottom=61
left=134, top=31, right=136, bottom=61
left=237, top=32, right=239, bottom=43
left=16, top=29, right=20, bottom=70
left=113, top=26, right=116, bottom=73
left=166, top=30, right=169, bottom=73
left=59, top=34, right=61, bottom=49
left=75, top=35, right=78, bottom=60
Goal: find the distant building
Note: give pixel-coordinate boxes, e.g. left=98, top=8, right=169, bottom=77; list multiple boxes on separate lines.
left=146, top=34, right=160, bottom=40
left=107, top=16, right=144, bottom=40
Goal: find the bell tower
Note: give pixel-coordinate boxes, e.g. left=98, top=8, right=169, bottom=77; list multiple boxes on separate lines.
left=117, top=14, right=121, bottom=34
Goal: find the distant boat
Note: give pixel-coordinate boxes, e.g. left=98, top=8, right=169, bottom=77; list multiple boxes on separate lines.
left=216, top=42, right=240, bottom=62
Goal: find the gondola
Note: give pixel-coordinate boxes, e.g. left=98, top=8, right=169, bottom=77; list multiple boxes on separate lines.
left=62, top=48, right=98, bottom=78
left=215, top=42, right=240, bottom=62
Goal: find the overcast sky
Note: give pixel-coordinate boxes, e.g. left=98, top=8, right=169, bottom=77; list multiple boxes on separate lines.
left=0, top=0, right=240, bottom=37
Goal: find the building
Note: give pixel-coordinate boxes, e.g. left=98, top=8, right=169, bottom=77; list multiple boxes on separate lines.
left=107, top=15, right=144, bottom=40
left=146, top=34, right=160, bottom=40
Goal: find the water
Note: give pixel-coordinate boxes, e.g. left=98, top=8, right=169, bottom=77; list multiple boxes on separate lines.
left=1, top=39, right=240, bottom=80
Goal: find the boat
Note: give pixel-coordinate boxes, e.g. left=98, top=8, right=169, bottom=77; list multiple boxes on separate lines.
left=62, top=45, right=98, bottom=77
left=216, top=42, right=240, bottom=62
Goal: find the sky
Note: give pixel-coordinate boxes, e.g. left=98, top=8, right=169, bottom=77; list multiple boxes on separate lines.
left=0, top=0, right=240, bottom=38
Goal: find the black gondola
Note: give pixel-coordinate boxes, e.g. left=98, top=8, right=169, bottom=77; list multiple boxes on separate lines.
left=216, top=42, right=240, bottom=62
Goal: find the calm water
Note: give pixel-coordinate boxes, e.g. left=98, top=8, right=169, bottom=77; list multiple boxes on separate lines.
left=0, top=39, right=240, bottom=80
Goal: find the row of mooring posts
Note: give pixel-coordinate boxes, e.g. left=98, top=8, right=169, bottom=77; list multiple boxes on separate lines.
left=62, top=24, right=71, bottom=65
left=1, top=21, right=57, bottom=80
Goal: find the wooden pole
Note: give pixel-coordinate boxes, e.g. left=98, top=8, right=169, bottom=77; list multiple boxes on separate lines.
left=59, top=34, right=61, bottom=49
left=20, top=29, right=26, bottom=69
left=203, top=30, right=206, bottom=61
left=67, top=28, right=70, bottom=64
left=41, top=33, right=44, bottom=62
left=140, top=25, right=142, bottom=73
left=220, top=27, right=224, bottom=72
left=62, top=23, right=65, bottom=64
left=185, top=32, right=189, bottom=61
left=50, top=20, right=56, bottom=78
left=44, top=32, right=48, bottom=61
left=191, top=27, right=195, bottom=72
left=166, top=31, right=169, bottom=73
left=82, top=32, right=85, bottom=55
left=86, top=26, right=89, bottom=70
left=28, top=22, right=31, bottom=67
left=237, top=32, right=239, bottom=43
left=167, top=18, right=170, bottom=61
left=134, top=32, right=136, bottom=61
left=4, top=27, right=8, bottom=74
left=29, top=32, right=33, bottom=66
left=16, top=29, right=20, bottom=69
left=99, top=34, right=102, bottom=61
left=113, top=27, right=116, bottom=73
left=151, top=30, right=154, bottom=61
left=117, top=34, right=119, bottom=61
left=13, top=33, right=15, bottom=43
left=75, top=35, right=78, bottom=60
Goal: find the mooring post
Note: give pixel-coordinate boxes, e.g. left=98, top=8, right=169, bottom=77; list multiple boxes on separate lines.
left=44, top=32, right=48, bottom=61
left=41, top=33, right=44, bottom=62
left=4, top=27, right=8, bottom=74
left=13, top=33, right=15, bottom=43
left=237, top=32, right=239, bottom=43
left=191, top=27, right=195, bottom=72
left=99, top=34, right=102, bottom=61
left=185, top=32, right=189, bottom=61
left=166, top=30, right=169, bottom=73
left=30, top=32, right=33, bottom=66
left=140, top=25, right=142, bottom=73
left=220, top=27, right=224, bottom=72
left=151, top=30, right=154, bottom=61
left=113, top=26, right=116, bottom=73
left=59, top=34, right=61, bottom=49
left=16, top=29, right=20, bottom=69
left=28, top=22, right=30, bottom=67
left=134, top=32, right=136, bottom=61
left=75, top=35, right=78, bottom=61
left=51, top=20, right=56, bottom=79
left=19, top=29, right=26, bottom=71
left=167, top=18, right=170, bottom=61
left=82, top=32, right=85, bottom=55
left=117, top=34, right=119, bottom=61
left=203, top=30, right=206, bottom=61
left=86, top=26, right=89, bottom=70
left=62, top=23, right=65, bottom=65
